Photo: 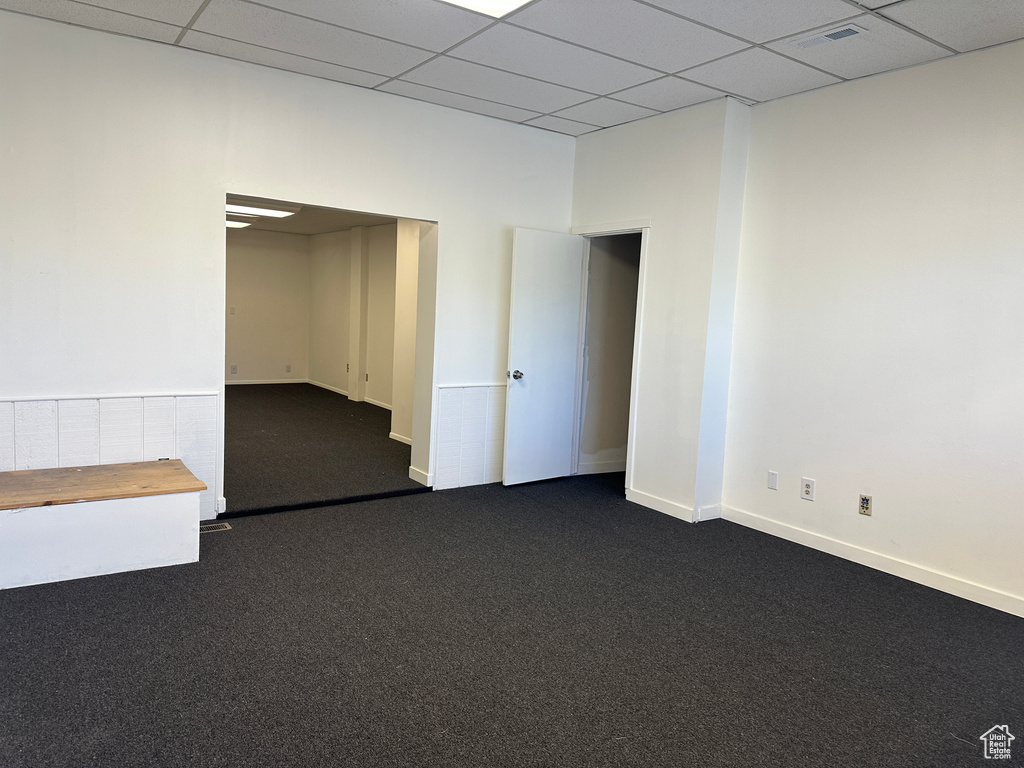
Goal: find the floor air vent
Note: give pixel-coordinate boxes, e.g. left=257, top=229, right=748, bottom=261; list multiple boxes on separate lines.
left=794, top=24, right=866, bottom=48
left=200, top=522, right=232, bottom=533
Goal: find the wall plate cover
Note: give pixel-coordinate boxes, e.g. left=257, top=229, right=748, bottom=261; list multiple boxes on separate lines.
left=801, top=477, right=815, bottom=501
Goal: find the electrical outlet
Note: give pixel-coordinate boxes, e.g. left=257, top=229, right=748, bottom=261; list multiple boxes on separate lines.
left=767, top=470, right=779, bottom=490
left=229, top=306, right=236, bottom=315
left=230, top=365, right=237, bottom=375
left=859, top=494, right=872, bottom=516
left=801, top=478, right=815, bottom=501
left=286, top=364, right=291, bottom=373
left=365, top=373, right=369, bottom=382
left=346, top=363, right=350, bottom=372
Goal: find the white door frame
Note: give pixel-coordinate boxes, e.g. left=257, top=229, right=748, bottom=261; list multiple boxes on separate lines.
left=570, top=220, right=651, bottom=490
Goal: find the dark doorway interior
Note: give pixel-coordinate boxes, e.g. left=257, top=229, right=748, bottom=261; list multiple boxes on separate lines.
left=222, top=383, right=428, bottom=517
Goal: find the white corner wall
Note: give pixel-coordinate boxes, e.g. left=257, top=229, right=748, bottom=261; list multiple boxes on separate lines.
left=226, top=228, right=311, bottom=383
left=391, top=219, right=421, bottom=444
left=723, top=41, right=1024, bottom=617
left=572, top=98, right=751, bottom=522
left=309, top=230, right=352, bottom=394
left=366, top=224, right=397, bottom=409
left=0, top=12, right=575, bottom=509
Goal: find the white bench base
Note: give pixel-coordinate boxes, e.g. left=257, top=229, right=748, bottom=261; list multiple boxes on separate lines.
left=0, top=492, right=200, bottom=590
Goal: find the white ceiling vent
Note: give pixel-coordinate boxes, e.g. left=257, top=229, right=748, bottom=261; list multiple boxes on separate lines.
left=794, top=24, right=867, bottom=49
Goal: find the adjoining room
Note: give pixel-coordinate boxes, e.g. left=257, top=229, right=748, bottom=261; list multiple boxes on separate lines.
left=223, top=195, right=435, bottom=515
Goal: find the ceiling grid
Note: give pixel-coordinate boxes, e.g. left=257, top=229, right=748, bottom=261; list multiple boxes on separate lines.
left=0, top=0, right=1021, bottom=135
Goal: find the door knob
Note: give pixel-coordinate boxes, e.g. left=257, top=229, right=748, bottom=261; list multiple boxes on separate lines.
left=512, top=370, right=524, bottom=380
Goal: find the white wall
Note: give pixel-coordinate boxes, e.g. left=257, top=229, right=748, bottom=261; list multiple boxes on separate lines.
left=309, top=230, right=352, bottom=394
left=723, top=41, right=1024, bottom=616
left=226, top=228, right=310, bottom=383
left=578, top=234, right=640, bottom=474
left=572, top=98, right=750, bottom=521
left=366, top=224, right=397, bottom=408
left=391, top=219, right=421, bottom=443
left=0, top=12, right=575, bottom=510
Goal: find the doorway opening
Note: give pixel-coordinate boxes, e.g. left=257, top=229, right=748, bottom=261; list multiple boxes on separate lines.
left=222, top=194, right=436, bottom=516
left=573, top=232, right=642, bottom=482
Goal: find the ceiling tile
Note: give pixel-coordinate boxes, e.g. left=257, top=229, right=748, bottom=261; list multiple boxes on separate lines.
left=66, top=0, right=205, bottom=26
left=507, top=0, right=748, bottom=73
left=612, top=75, right=726, bottom=111
left=248, top=0, right=493, bottom=52
left=180, top=31, right=389, bottom=87
left=378, top=79, right=542, bottom=122
left=448, top=23, right=660, bottom=94
left=852, top=0, right=896, bottom=8
left=553, top=97, right=658, bottom=127
left=192, top=0, right=433, bottom=76
left=0, top=0, right=180, bottom=42
left=683, top=47, right=841, bottom=102
left=768, top=13, right=951, bottom=78
left=879, top=0, right=1024, bottom=52
left=398, top=56, right=592, bottom=113
left=525, top=115, right=600, bottom=136
left=643, top=0, right=858, bottom=44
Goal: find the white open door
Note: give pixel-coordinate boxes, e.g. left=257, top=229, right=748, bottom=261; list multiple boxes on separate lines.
left=503, top=228, right=586, bottom=485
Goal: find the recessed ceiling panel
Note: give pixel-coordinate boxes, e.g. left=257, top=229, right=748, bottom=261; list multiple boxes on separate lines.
left=525, top=115, right=600, bottom=136
left=507, top=0, right=748, bottom=73
left=611, top=75, right=726, bottom=111
left=0, top=0, right=180, bottom=42
left=553, top=97, right=659, bottom=127
left=379, top=79, right=543, bottom=122
left=181, top=31, right=389, bottom=87
left=61, top=0, right=206, bottom=26
left=683, top=47, right=841, bottom=102
left=398, top=56, right=592, bottom=113
left=643, top=0, right=858, bottom=44
left=192, top=0, right=434, bottom=76
left=769, top=14, right=951, bottom=78
left=448, top=23, right=660, bottom=94
left=251, top=0, right=493, bottom=52
left=879, top=0, right=1024, bottom=52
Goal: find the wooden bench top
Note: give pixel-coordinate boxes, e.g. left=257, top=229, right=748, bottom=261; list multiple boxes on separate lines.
left=0, top=460, right=207, bottom=511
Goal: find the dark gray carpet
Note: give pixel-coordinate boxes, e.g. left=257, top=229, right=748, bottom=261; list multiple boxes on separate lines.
left=1, top=473, right=1021, bottom=767
left=224, top=383, right=427, bottom=515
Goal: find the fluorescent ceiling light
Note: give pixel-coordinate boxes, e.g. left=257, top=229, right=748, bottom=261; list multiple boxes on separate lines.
left=226, top=203, right=297, bottom=218
left=441, top=0, right=532, bottom=18
left=225, top=220, right=251, bottom=228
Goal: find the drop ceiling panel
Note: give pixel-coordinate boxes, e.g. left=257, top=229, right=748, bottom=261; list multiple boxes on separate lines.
left=507, top=0, right=749, bottom=73
left=250, top=0, right=493, bottom=52
left=525, top=115, right=600, bottom=136
left=769, top=14, right=951, bottom=78
left=643, top=0, right=858, bottom=44
left=62, top=0, right=206, bottom=26
left=379, top=79, right=542, bottom=122
left=0, top=0, right=180, bottom=42
left=193, top=0, right=433, bottom=76
left=181, top=31, right=389, bottom=87
left=612, top=75, right=726, bottom=111
left=879, top=0, right=1024, bottom=52
left=398, top=56, right=592, bottom=113
left=448, top=23, right=660, bottom=94
left=684, top=47, right=841, bottom=102
left=553, top=97, right=659, bottom=127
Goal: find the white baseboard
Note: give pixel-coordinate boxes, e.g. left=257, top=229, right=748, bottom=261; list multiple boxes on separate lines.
left=697, top=503, right=722, bottom=521
left=308, top=380, right=348, bottom=397
left=389, top=432, right=412, bottom=446
left=576, top=460, right=626, bottom=475
left=625, top=488, right=696, bottom=523
left=409, top=466, right=432, bottom=487
left=722, top=504, right=1024, bottom=619
left=364, top=397, right=392, bottom=411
